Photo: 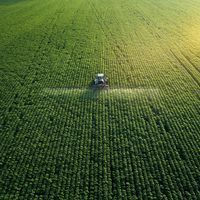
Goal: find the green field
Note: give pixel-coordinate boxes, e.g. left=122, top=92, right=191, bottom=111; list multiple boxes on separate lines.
left=0, top=0, right=200, bottom=199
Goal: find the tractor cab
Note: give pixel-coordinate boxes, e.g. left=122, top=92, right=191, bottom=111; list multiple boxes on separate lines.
left=93, top=73, right=109, bottom=89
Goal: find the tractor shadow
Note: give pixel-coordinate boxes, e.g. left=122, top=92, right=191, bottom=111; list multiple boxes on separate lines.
left=79, top=87, right=101, bottom=100
left=79, top=81, right=108, bottom=100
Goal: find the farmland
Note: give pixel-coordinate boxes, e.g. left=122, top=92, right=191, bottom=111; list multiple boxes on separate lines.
left=0, top=0, right=200, bottom=199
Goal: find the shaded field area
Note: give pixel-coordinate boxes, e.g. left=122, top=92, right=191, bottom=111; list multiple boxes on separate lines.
left=0, top=0, right=200, bottom=199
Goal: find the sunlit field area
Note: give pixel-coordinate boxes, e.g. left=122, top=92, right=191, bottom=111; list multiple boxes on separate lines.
left=0, top=0, right=200, bottom=199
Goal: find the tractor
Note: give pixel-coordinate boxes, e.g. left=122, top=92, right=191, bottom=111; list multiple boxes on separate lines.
left=93, top=73, right=109, bottom=89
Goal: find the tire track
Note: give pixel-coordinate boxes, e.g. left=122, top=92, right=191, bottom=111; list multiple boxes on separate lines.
left=89, top=0, right=133, bottom=87
left=180, top=51, right=200, bottom=74
left=170, top=49, right=200, bottom=88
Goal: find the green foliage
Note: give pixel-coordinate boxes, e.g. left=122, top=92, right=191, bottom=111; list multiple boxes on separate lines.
left=0, top=0, right=200, bottom=199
